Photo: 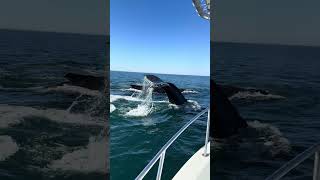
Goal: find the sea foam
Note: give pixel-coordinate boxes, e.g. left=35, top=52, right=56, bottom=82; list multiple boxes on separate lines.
left=229, top=91, right=285, bottom=101
left=0, top=136, right=18, bottom=161
left=49, top=136, right=108, bottom=173
left=0, top=105, right=104, bottom=128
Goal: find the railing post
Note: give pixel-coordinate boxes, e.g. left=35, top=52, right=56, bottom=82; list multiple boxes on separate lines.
left=156, top=151, right=166, bottom=180
left=314, top=151, right=320, bottom=180
left=203, top=109, right=210, bottom=157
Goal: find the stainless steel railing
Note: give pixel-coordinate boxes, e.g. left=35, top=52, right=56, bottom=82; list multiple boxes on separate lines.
left=266, top=143, right=320, bottom=180
left=135, top=107, right=210, bottom=180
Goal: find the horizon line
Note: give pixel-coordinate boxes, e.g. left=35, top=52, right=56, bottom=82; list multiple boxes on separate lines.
left=0, top=28, right=109, bottom=37
left=110, top=69, right=210, bottom=77
left=212, top=40, right=320, bottom=48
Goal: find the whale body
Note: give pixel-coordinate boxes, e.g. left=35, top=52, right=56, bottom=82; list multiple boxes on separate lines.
left=211, top=79, right=248, bottom=139
left=143, top=75, right=187, bottom=105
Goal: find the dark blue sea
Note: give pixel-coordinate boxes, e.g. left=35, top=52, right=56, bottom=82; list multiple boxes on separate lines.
left=212, top=42, right=320, bottom=179
left=0, top=30, right=109, bottom=180
left=3, top=30, right=318, bottom=180
left=110, top=71, right=209, bottom=179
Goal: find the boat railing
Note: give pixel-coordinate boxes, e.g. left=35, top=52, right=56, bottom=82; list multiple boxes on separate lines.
left=266, top=143, right=320, bottom=180
left=135, top=106, right=210, bottom=180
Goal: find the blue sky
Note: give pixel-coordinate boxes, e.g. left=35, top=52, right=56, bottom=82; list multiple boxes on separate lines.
left=110, top=0, right=210, bottom=76
left=214, top=0, right=320, bottom=46
left=0, top=0, right=107, bottom=35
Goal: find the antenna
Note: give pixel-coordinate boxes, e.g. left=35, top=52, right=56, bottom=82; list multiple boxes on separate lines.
left=192, top=0, right=210, bottom=20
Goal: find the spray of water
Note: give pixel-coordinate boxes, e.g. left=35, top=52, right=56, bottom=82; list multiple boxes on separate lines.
left=48, top=92, right=109, bottom=173
left=126, top=77, right=155, bottom=117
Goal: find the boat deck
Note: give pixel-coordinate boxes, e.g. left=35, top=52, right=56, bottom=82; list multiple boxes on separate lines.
left=173, top=142, right=210, bottom=180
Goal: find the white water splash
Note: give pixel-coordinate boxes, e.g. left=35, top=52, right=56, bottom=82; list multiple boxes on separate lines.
left=229, top=91, right=285, bottom=100
left=0, top=105, right=104, bottom=128
left=124, top=77, right=156, bottom=117
left=125, top=104, right=153, bottom=117
left=182, top=89, right=199, bottom=94
left=168, top=100, right=201, bottom=110
left=120, top=88, right=142, bottom=93
left=110, top=95, right=140, bottom=103
left=247, top=120, right=291, bottom=156
left=49, top=136, right=108, bottom=173
left=110, top=95, right=166, bottom=103
left=110, top=104, right=116, bottom=113
left=187, top=100, right=202, bottom=110
left=168, top=103, right=180, bottom=109
left=125, top=88, right=154, bottom=117
left=0, top=136, right=18, bottom=161
left=213, top=120, right=290, bottom=157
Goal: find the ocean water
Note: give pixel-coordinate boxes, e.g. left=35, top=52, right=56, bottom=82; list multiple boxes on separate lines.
left=0, top=30, right=109, bottom=179
left=212, top=42, right=320, bottom=179
left=110, top=71, right=209, bottom=179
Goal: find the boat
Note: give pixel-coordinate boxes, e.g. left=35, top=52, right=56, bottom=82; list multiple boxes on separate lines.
left=135, top=107, right=210, bottom=180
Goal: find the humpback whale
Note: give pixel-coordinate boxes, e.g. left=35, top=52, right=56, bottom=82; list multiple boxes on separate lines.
left=131, top=81, right=269, bottom=98
left=63, top=73, right=187, bottom=105
left=140, top=76, right=248, bottom=138
left=130, top=84, right=185, bottom=94
left=210, top=79, right=248, bottom=139
left=142, top=75, right=188, bottom=105
left=62, top=73, right=248, bottom=138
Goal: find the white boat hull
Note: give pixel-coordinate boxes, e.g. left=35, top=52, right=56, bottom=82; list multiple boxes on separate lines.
left=173, top=142, right=210, bottom=180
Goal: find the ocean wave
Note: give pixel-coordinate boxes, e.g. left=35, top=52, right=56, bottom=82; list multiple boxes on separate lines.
left=110, top=94, right=167, bottom=103
left=168, top=103, right=180, bottom=109
left=229, top=91, right=285, bottom=101
left=182, top=89, right=199, bottom=94
left=110, top=104, right=116, bottom=113
left=45, top=84, right=101, bottom=96
left=187, top=100, right=202, bottom=110
left=0, top=136, right=18, bottom=161
left=247, top=120, right=290, bottom=156
left=120, top=88, right=142, bottom=93
left=125, top=104, right=153, bottom=117
left=167, top=100, right=202, bottom=110
left=0, top=85, right=45, bottom=92
left=0, top=68, right=10, bottom=76
left=213, top=120, right=290, bottom=157
left=0, top=105, right=104, bottom=128
left=49, top=136, right=108, bottom=173
left=110, top=95, right=139, bottom=103
left=82, top=69, right=105, bottom=76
